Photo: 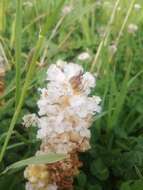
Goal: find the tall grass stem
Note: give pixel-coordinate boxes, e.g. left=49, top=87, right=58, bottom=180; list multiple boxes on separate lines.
left=90, top=0, right=121, bottom=72
left=15, top=0, right=22, bottom=106
left=0, top=0, right=65, bottom=162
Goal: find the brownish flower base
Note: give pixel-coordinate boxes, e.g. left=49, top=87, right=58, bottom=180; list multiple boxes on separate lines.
left=48, top=152, right=82, bottom=190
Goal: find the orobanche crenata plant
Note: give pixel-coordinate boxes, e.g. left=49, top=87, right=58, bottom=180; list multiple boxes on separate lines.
left=23, top=59, right=101, bottom=190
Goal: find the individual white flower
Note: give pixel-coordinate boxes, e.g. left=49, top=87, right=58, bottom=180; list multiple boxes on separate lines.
left=25, top=182, right=46, bottom=190
left=22, top=114, right=38, bottom=128
left=104, top=1, right=110, bottom=6
left=69, top=95, right=101, bottom=118
left=38, top=98, right=60, bottom=116
left=25, top=182, right=53, bottom=190
left=87, top=96, right=102, bottom=113
left=77, top=52, right=91, bottom=61
left=79, top=127, right=91, bottom=139
left=134, top=3, right=141, bottom=11
left=54, top=124, right=65, bottom=134
left=62, top=5, right=73, bottom=15
left=103, top=1, right=112, bottom=9
left=55, top=143, right=72, bottom=154
left=63, top=62, right=83, bottom=80
left=108, top=43, right=117, bottom=55
left=23, top=2, right=33, bottom=7
left=79, top=138, right=91, bottom=151
left=81, top=72, right=96, bottom=94
left=46, top=82, right=71, bottom=101
left=47, top=184, right=58, bottom=190
left=96, top=0, right=102, bottom=7
left=47, top=64, right=65, bottom=83
left=25, top=182, right=34, bottom=190
left=37, top=117, right=53, bottom=139
left=69, top=95, right=86, bottom=108
left=56, top=59, right=67, bottom=68
left=128, top=24, right=138, bottom=34
left=92, top=96, right=102, bottom=104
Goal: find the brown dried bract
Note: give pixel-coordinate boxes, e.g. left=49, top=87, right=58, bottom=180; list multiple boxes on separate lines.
left=70, top=73, right=82, bottom=93
left=48, top=152, right=82, bottom=190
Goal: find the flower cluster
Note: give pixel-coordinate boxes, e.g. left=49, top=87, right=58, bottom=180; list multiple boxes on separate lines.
left=24, top=60, right=101, bottom=190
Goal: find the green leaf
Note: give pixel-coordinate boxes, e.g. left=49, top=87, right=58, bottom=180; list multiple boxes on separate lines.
left=120, top=182, right=131, bottom=190
left=90, top=159, right=109, bottom=180
left=0, top=174, right=25, bottom=190
left=131, top=180, right=143, bottom=190
left=88, top=184, right=102, bottom=190
left=2, top=153, right=66, bottom=175
left=76, top=171, right=87, bottom=187
left=120, top=180, right=143, bottom=190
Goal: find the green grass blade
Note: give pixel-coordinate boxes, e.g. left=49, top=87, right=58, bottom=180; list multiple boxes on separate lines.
left=1, top=153, right=66, bottom=175
left=15, top=0, right=22, bottom=106
left=0, top=0, right=65, bottom=163
left=0, top=0, right=7, bottom=32
left=90, top=0, right=121, bottom=72
left=110, top=61, right=133, bottom=129
left=115, top=0, right=136, bottom=46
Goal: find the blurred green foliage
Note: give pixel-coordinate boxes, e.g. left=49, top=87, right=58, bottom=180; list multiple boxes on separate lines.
left=0, top=0, right=143, bottom=189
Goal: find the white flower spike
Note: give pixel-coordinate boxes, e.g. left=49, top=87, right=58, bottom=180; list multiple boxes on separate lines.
left=24, top=60, right=101, bottom=190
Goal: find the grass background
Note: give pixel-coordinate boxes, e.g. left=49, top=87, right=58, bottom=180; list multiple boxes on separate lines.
left=0, top=0, right=143, bottom=189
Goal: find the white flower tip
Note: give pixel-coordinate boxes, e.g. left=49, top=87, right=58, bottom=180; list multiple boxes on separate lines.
left=108, top=43, right=117, bottom=55
left=22, top=114, right=38, bottom=128
left=77, top=52, right=91, bottom=61
left=47, top=184, right=58, bottom=190
left=23, top=2, right=33, bottom=7
left=56, top=59, right=67, bottom=67
left=134, top=4, right=141, bottom=11
left=128, top=24, right=138, bottom=34
left=62, top=5, right=73, bottom=15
